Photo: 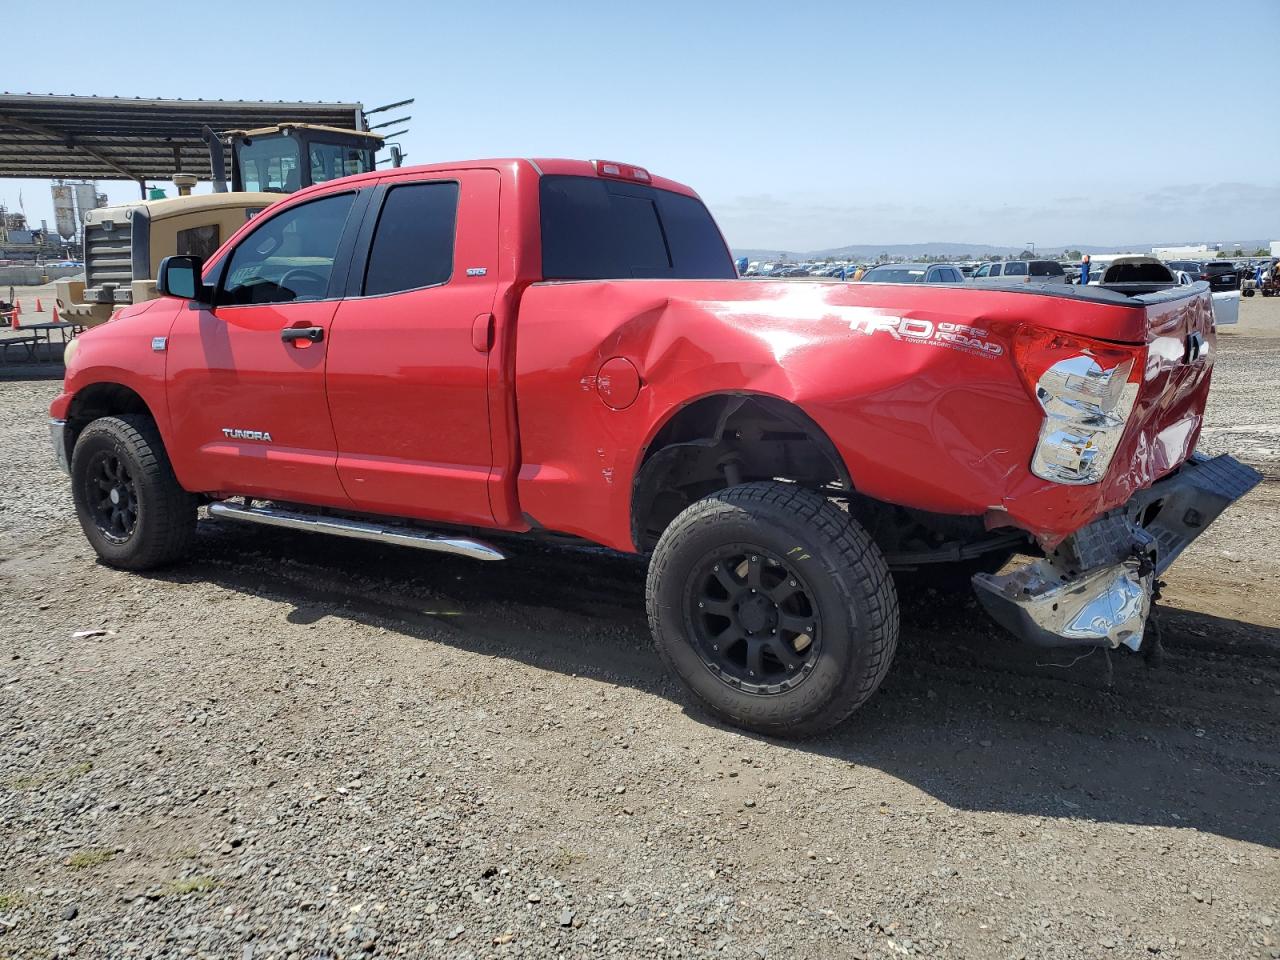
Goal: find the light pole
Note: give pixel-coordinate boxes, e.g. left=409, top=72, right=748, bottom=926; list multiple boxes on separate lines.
left=1029, top=242, right=1035, bottom=256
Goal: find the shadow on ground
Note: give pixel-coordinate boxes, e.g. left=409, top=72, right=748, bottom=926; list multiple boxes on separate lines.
left=145, top=518, right=1280, bottom=850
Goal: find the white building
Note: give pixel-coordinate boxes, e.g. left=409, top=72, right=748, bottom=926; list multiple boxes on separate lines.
left=1151, top=243, right=1213, bottom=259
left=1271, top=240, right=1280, bottom=258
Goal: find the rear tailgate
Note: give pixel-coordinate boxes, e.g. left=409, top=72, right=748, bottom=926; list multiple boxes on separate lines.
left=983, top=282, right=1218, bottom=545
left=1112, top=284, right=1216, bottom=489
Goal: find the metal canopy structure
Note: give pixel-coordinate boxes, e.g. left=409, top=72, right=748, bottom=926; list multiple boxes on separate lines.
left=0, top=93, right=370, bottom=185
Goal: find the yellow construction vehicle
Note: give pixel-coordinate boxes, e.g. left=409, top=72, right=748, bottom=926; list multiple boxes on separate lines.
left=56, top=122, right=389, bottom=326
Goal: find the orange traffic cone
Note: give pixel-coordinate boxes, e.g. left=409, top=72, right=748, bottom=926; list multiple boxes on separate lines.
left=35, top=298, right=43, bottom=313
left=51, top=304, right=60, bottom=322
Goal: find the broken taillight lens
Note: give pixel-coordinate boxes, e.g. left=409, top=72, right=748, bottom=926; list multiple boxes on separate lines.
left=1013, top=327, right=1146, bottom=485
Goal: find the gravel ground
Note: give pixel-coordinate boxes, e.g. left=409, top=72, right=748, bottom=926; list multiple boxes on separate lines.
left=1, top=296, right=1278, bottom=960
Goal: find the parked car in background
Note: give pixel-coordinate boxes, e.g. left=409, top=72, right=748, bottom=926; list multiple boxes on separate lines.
left=968, top=260, right=1068, bottom=284
left=1199, top=261, right=1239, bottom=292
left=857, top=263, right=965, bottom=283
left=1164, top=259, right=1204, bottom=277
left=1097, top=257, right=1240, bottom=326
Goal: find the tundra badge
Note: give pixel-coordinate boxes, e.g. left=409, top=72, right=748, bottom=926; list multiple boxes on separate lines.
left=221, top=428, right=273, bottom=443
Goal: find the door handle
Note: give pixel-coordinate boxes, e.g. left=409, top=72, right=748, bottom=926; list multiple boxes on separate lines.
left=281, top=326, right=324, bottom=343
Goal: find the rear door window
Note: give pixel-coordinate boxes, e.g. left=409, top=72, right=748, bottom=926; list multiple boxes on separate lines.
left=1003, top=261, right=1028, bottom=276
left=540, top=175, right=734, bottom=280
left=363, top=181, right=459, bottom=296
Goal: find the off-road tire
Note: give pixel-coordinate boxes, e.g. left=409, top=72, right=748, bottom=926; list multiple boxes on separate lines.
left=70, top=414, right=197, bottom=570
left=646, top=481, right=899, bottom=738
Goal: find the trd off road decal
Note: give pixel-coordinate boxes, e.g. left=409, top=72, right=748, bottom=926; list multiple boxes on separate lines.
left=848, top=314, right=1004, bottom=359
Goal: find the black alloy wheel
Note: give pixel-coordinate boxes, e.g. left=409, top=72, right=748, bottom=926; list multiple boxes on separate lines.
left=686, top=546, right=822, bottom=695
left=84, top=450, right=139, bottom=543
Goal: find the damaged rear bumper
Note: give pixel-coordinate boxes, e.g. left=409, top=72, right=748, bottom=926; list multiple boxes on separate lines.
left=973, top=453, right=1262, bottom=650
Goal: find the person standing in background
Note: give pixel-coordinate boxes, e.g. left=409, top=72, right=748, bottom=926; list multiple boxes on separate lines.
left=1080, top=254, right=1091, bottom=285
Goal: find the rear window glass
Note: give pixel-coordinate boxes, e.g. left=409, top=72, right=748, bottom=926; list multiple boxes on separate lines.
left=363, top=181, right=459, bottom=295
left=1030, top=261, right=1064, bottom=276
left=1205, top=262, right=1235, bottom=273
left=1003, top=261, right=1028, bottom=276
left=1104, top=262, right=1174, bottom=283
left=540, top=175, right=734, bottom=280
left=862, top=267, right=926, bottom=283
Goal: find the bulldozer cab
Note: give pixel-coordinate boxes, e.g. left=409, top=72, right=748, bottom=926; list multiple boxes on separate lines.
left=229, top=124, right=382, bottom=193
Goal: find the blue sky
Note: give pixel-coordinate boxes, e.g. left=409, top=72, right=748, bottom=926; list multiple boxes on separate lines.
left=3, top=0, right=1277, bottom=251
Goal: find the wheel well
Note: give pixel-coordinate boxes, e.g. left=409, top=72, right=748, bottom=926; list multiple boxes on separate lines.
left=63, top=383, right=154, bottom=461
left=631, top=394, right=850, bottom=551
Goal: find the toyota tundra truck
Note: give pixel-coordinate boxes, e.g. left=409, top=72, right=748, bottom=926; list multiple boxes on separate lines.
left=48, top=158, right=1260, bottom=736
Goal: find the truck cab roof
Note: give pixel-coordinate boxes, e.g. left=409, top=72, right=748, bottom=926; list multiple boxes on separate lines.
left=281, top=157, right=703, bottom=202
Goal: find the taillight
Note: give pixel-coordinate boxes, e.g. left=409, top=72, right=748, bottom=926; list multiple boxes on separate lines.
left=1199, top=273, right=1209, bottom=280
left=592, top=160, right=652, bottom=183
left=1013, top=327, right=1145, bottom=485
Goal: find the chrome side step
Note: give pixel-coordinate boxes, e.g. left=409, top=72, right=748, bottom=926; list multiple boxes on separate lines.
left=207, top=501, right=506, bottom=561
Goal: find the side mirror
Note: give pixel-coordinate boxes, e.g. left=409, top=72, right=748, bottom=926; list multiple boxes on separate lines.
left=157, top=255, right=208, bottom=302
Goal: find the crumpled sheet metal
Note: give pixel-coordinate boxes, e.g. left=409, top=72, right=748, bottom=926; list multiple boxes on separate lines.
left=974, top=557, right=1154, bottom=651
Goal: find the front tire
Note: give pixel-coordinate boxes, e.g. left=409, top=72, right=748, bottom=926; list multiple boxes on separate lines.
left=70, top=414, right=196, bottom=570
left=646, top=482, right=899, bottom=738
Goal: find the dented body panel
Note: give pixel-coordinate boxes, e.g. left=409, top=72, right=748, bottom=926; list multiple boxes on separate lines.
left=513, top=279, right=1216, bottom=551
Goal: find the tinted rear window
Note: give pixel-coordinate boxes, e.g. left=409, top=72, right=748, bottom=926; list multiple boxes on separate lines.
left=1104, top=262, right=1174, bottom=283
left=1029, top=261, right=1064, bottom=276
left=540, top=175, right=734, bottom=280
left=363, top=181, right=459, bottom=295
left=1205, top=263, right=1235, bottom=273
left=862, top=266, right=926, bottom=283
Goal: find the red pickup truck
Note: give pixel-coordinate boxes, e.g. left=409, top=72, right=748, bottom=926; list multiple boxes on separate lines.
left=50, top=158, right=1259, bottom=736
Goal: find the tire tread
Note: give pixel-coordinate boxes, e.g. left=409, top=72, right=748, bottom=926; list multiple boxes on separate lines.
left=646, top=481, right=899, bottom=737
left=72, top=414, right=196, bottom=570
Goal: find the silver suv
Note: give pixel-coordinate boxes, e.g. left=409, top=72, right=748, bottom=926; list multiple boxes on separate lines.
left=968, top=260, right=1069, bottom=285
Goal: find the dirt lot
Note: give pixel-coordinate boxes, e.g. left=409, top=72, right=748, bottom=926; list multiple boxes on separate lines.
left=2, top=294, right=1278, bottom=960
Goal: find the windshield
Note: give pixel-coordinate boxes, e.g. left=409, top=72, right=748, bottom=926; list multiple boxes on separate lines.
left=237, top=136, right=302, bottom=193
left=539, top=175, right=734, bottom=280
left=309, top=141, right=373, bottom=184
left=861, top=266, right=926, bottom=283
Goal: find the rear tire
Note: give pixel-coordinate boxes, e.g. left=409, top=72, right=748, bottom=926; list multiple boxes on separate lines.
left=70, top=414, right=197, bottom=570
left=646, top=482, right=899, bottom=738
